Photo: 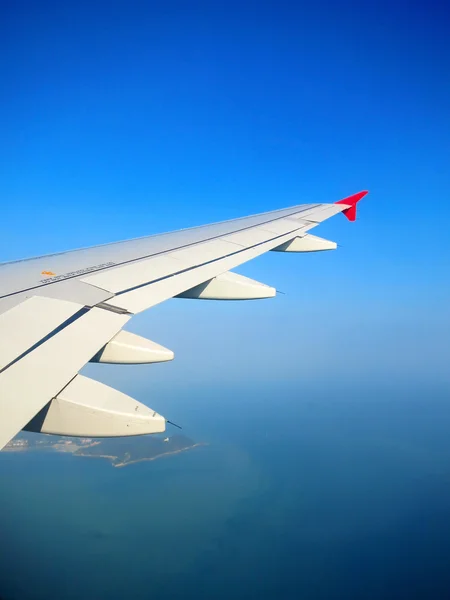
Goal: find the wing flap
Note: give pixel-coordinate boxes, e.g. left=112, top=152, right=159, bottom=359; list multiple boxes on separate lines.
left=0, top=302, right=129, bottom=449
left=0, top=296, right=85, bottom=371
left=81, top=254, right=183, bottom=294
left=299, top=204, right=345, bottom=223
left=223, top=228, right=273, bottom=247
left=169, top=238, right=242, bottom=264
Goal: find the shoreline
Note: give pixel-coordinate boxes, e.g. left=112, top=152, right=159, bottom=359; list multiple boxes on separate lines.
left=74, top=442, right=207, bottom=467
left=3, top=440, right=207, bottom=467
left=113, top=442, right=206, bottom=468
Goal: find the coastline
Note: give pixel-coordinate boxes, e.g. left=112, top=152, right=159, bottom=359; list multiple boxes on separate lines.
left=113, top=442, right=207, bottom=468
left=3, top=438, right=207, bottom=468
left=73, top=442, right=207, bottom=468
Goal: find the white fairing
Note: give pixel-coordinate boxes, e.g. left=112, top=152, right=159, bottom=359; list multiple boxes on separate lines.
left=25, top=374, right=166, bottom=437
left=272, top=233, right=337, bottom=252
left=177, top=271, right=276, bottom=300
left=91, top=330, right=174, bottom=364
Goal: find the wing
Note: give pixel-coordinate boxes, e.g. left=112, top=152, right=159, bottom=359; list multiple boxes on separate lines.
left=0, top=191, right=367, bottom=449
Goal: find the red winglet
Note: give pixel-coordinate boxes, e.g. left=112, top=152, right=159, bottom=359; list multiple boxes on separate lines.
left=335, top=190, right=368, bottom=221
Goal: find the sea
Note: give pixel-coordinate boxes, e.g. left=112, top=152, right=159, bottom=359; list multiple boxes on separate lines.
left=1, top=381, right=450, bottom=600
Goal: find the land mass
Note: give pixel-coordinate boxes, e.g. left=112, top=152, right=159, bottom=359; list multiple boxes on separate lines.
left=4, top=433, right=204, bottom=467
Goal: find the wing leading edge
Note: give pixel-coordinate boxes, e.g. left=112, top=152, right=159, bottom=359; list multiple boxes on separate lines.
left=0, top=191, right=367, bottom=449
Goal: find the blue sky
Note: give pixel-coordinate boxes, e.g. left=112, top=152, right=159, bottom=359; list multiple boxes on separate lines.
left=1, top=0, right=450, bottom=393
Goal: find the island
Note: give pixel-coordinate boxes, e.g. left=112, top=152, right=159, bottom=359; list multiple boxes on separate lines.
left=4, top=432, right=204, bottom=468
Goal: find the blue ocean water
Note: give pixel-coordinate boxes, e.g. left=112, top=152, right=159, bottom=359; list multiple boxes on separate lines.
left=1, top=383, right=450, bottom=600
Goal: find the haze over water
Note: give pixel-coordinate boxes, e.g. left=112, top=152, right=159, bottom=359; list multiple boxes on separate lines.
left=2, top=382, right=450, bottom=600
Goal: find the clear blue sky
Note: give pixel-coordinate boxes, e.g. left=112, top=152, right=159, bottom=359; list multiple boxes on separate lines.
left=1, top=0, right=449, bottom=393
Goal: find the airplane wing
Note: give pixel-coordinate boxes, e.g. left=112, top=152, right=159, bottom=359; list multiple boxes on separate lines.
left=0, top=191, right=367, bottom=449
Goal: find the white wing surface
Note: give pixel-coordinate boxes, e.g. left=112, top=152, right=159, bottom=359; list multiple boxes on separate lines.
left=0, top=191, right=367, bottom=449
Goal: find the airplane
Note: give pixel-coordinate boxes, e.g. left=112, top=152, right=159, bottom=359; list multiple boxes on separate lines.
left=0, top=190, right=367, bottom=450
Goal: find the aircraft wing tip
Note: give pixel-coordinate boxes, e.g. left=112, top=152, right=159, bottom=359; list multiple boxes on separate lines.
left=335, top=190, right=369, bottom=221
